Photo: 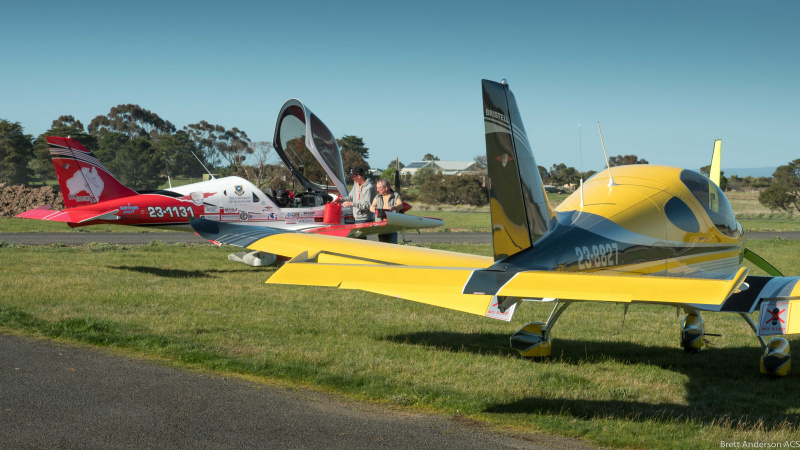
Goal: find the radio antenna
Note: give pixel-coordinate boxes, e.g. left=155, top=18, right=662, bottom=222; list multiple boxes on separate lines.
left=192, top=151, right=215, bottom=180
left=579, top=123, right=584, bottom=208
left=597, top=122, right=616, bottom=187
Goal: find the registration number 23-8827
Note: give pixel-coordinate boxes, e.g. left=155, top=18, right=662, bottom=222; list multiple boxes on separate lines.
left=575, top=243, right=619, bottom=270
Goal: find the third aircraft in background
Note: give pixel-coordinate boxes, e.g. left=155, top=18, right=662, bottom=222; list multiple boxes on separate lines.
left=17, top=99, right=443, bottom=266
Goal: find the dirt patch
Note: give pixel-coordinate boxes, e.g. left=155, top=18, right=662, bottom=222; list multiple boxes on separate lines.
left=0, top=183, right=64, bottom=218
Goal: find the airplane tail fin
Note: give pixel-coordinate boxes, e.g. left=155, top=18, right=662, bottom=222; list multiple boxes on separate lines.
left=482, top=79, right=555, bottom=261
left=47, top=136, right=138, bottom=208
left=709, top=139, right=722, bottom=186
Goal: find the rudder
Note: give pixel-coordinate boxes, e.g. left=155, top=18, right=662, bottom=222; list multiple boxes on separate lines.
left=47, top=136, right=137, bottom=208
left=482, top=79, right=554, bottom=261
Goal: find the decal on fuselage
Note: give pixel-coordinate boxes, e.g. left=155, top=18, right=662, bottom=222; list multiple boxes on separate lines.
left=146, top=206, right=195, bottom=219
left=66, top=167, right=104, bottom=201
left=575, top=243, right=619, bottom=270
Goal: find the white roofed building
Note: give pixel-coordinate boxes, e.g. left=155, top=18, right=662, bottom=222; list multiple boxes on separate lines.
left=400, top=160, right=477, bottom=177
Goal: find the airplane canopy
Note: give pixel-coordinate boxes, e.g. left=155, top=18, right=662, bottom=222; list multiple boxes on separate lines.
left=273, top=100, right=348, bottom=196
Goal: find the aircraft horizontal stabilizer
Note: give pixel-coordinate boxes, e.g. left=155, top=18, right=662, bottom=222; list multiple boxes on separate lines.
left=497, top=268, right=749, bottom=307
left=15, top=206, right=119, bottom=224
left=267, top=261, right=750, bottom=312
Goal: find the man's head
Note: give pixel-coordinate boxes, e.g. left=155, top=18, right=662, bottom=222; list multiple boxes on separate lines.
left=350, top=167, right=366, bottom=184
left=376, top=178, right=391, bottom=195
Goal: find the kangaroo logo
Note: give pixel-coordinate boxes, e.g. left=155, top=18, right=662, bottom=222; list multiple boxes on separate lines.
left=66, top=167, right=105, bottom=202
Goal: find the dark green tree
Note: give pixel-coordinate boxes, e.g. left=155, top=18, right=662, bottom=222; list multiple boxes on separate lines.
left=387, top=160, right=405, bottom=170
left=0, top=120, right=33, bottom=185
left=422, top=153, right=440, bottom=161
left=337, top=135, right=369, bottom=159
left=51, top=115, right=84, bottom=130
left=109, top=136, right=164, bottom=190
left=185, top=121, right=251, bottom=173
left=411, top=164, right=437, bottom=187
left=759, top=160, right=800, bottom=212
left=538, top=165, right=550, bottom=183
left=341, top=150, right=370, bottom=180
left=549, top=163, right=580, bottom=186
left=94, top=132, right=129, bottom=167
left=609, top=154, right=648, bottom=167
left=152, top=131, right=204, bottom=178
left=419, top=174, right=487, bottom=206
left=89, top=104, right=176, bottom=139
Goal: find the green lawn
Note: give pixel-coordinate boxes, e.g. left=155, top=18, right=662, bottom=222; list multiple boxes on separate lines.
left=1, top=239, right=799, bottom=449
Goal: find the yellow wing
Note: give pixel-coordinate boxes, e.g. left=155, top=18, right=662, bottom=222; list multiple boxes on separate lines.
left=191, top=220, right=768, bottom=319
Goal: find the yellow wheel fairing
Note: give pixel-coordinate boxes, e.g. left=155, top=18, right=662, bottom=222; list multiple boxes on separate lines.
left=681, top=312, right=705, bottom=352
left=510, top=322, right=552, bottom=357
left=760, top=337, right=791, bottom=376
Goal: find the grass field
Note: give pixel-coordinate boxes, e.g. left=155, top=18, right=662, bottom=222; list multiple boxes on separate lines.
left=1, top=238, right=800, bottom=448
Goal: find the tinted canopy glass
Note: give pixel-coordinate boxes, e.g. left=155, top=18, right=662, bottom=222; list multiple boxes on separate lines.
left=273, top=100, right=347, bottom=195
left=680, top=170, right=738, bottom=237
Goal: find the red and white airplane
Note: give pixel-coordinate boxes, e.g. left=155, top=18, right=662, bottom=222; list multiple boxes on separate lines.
left=16, top=100, right=443, bottom=265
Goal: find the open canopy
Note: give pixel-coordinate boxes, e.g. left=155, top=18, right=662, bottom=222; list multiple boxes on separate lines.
left=272, top=99, right=348, bottom=196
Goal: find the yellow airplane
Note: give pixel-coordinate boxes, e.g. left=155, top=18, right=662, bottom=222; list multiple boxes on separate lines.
left=192, top=79, right=800, bottom=376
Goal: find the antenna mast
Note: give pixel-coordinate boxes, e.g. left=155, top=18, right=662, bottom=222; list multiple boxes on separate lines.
left=192, top=151, right=215, bottom=180
left=579, top=123, right=584, bottom=208
left=597, top=122, right=616, bottom=187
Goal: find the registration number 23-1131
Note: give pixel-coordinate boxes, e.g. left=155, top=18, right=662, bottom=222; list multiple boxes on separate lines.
left=575, top=243, right=619, bottom=269
left=147, top=206, right=195, bottom=218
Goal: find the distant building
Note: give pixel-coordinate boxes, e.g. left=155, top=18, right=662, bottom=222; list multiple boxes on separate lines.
left=400, top=160, right=477, bottom=177
left=368, top=168, right=383, bottom=178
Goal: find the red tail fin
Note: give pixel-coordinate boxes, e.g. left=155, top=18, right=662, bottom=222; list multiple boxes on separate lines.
left=47, top=136, right=138, bottom=208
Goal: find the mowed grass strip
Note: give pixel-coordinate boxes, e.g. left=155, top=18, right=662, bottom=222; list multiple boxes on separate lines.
left=2, top=239, right=800, bottom=447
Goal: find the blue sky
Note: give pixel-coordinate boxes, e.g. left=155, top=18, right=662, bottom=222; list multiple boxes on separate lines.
left=2, top=0, right=798, bottom=174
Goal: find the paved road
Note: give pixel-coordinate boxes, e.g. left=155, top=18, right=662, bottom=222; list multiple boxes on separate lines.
left=1, top=231, right=798, bottom=246
left=0, top=334, right=595, bottom=449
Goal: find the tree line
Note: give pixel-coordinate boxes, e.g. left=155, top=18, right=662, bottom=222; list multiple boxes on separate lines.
left=1, top=113, right=798, bottom=212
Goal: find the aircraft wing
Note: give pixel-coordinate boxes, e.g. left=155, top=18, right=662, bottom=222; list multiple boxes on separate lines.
left=189, top=219, right=800, bottom=319
left=190, top=218, right=490, bottom=268
left=307, top=212, right=444, bottom=238
left=15, top=205, right=119, bottom=224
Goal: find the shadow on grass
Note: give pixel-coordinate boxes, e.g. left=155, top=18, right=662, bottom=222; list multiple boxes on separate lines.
left=110, top=265, right=260, bottom=278
left=384, top=331, right=800, bottom=429
left=382, top=331, right=517, bottom=357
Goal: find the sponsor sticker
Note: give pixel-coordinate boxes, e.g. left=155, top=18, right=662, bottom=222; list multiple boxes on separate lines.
left=190, top=191, right=205, bottom=206
left=221, top=214, right=240, bottom=221
left=119, top=205, right=139, bottom=214
left=204, top=205, right=220, bottom=214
